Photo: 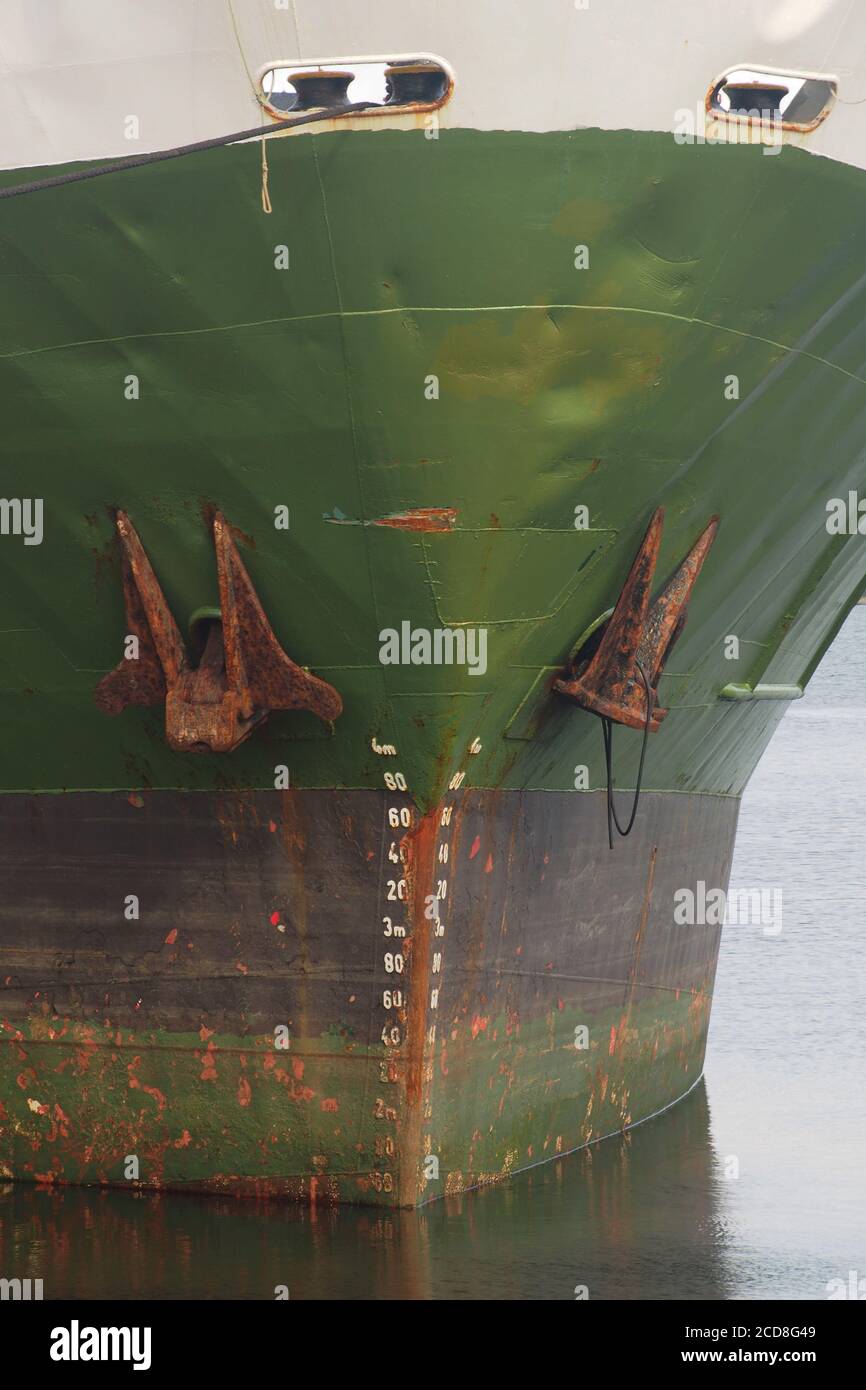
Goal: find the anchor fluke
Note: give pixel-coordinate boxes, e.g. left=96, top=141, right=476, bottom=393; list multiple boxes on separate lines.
left=95, top=510, right=342, bottom=752
left=554, top=507, right=719, bottom=732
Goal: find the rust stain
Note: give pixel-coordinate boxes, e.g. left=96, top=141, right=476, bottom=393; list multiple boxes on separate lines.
left=94, top=509, right=342, bottom=752
left=401, top=807, right=439, bottom=1109
left=371, top=507, right=457, bottom=532
left=554, top=508, right=719, bottom=732
left=395, top=803, right=441, bottom=1207
left=279, top=789, right=311, bottom=1045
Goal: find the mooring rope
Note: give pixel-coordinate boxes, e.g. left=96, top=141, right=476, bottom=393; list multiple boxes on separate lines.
left=601, top=659, right=652, bottom=850
left=0, top=101, right=379, bottom=201
left=260, top=134, right=272, bottom=214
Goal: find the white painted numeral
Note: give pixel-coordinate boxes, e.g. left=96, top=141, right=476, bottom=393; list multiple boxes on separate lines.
left=372, top=737, right=397, bottom=756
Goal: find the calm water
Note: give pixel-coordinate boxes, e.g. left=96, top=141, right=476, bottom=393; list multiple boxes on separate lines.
left=2, top=611, right=865, bottom=1301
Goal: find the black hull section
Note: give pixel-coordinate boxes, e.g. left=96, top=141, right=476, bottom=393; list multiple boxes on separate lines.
left=0, top=787, right=738, bottom=1206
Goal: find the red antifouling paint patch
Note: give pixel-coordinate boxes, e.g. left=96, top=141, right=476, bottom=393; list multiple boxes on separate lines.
left=237, top=1076, right=252, bottom=1107
left=269, top=912, right=280, bottom=926
left=372, top=507, right=457, bottom=532
left=469, top=836, right=481, bottom=860
left=321, top=1098, right=338, bottom=1112
left=609, top=1025, right=617, bottom=1055
left=268, top=820, right=277, bottom=833
left=164, top=928, right=177, bottom=945
left=471, top=1015, right=489, bottom=1039
left=484, top=853, right=494, bottom=873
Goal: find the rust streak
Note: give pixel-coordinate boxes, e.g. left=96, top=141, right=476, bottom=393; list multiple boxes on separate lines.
left=371, top=507, right=457, bottom=533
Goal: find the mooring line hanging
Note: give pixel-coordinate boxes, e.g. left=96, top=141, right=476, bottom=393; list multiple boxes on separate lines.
left=0, top=101, right=379, bottom=202
left=260, top=133, right=272, bottom=215
left=602, top=659, right=652, bottom=850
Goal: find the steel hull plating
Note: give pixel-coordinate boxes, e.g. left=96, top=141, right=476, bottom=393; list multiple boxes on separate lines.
left=0, top=787, right=736, bottom=1206
left=2, top=104, right=865, bottom=1209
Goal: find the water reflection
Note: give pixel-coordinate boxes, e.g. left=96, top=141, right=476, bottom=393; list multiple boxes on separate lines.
left=0, top=1080, right=729, bottom=1300
left=6, top=609, right=865, bottom=1301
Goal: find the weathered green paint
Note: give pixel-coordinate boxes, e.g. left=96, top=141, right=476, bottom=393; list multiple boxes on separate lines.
left=0, top=129, right=865, bottom=808
left=720, top=683, right=804, bottom=701
left=0, top=786, right=733, bottom=1207
left=0, top=127, right=863, bottom=1205
left=0, top=978, right=706, bottom=1202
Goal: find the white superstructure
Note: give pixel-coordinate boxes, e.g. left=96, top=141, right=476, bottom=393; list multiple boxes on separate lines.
left=0, top=0, right=863, bottom=169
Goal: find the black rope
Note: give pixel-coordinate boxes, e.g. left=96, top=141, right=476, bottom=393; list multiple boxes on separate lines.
left=0, top=101, right=380, bottom=201
left=601, top=659, right=652, bottom=850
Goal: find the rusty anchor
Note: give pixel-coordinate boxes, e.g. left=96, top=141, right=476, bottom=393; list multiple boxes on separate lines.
left=554, top=507, right=719, bottom=732
left=95, top=510, right=342, bottom=752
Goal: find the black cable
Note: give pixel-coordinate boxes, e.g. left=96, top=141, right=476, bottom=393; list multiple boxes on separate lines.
left=602, top=659, right=652, bottom=849
left=0, top=101, right=380, bottom=201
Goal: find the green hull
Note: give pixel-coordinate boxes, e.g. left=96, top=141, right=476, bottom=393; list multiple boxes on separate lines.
left=0, top=127, right=864, bottom=1204
left=1, top=129, right=865, bottom=805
